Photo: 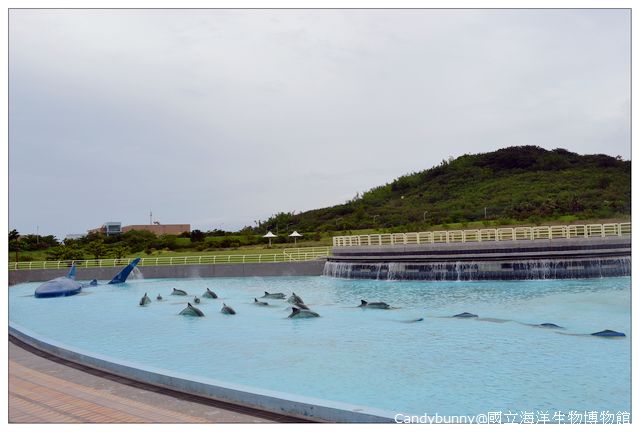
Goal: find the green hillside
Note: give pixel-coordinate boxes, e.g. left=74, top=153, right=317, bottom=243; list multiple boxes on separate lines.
left=9, top=146, right=631, bottom=263
left=257, top=146, right=630, bottom=232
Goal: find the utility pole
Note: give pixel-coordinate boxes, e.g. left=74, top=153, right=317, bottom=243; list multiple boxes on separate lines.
left=150, top=211, right=153, bottom=225
left=484, top=207, right=487, bottom=219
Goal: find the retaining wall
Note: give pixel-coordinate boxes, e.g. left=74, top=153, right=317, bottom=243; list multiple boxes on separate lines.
left=327, top=237, right=631, bottom=280
left=331, top=236, right=631, bottom=261
left=9, top=260, right=326, bottom=285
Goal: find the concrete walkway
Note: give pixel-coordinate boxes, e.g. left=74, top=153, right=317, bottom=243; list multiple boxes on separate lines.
left=9, top=339, right=306, bottom=423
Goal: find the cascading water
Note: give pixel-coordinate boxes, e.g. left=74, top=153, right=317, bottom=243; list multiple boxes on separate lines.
left=323, top=257, right=631, bottom=281
left=130, top=266, right=144, bottom=280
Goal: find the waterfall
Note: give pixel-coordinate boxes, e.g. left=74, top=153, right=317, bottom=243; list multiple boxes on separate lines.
left=130, top=266, right=144, bottom=280
left=323, top=257, right=630, bottom=281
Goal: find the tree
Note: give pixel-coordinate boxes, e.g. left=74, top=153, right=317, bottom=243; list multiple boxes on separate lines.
left=9, top=229, right=19, bottom=242
left=190, top=230, right=205, bottom=242
left=20, top=234, right=60, bottom=250
left=9, top=229, right=21, bottom=262
left=86, top=240, right=107, bottom=259
left=157, top=235, right=178, bottom=250
left=121, top=230, right=157, bottom=253
left=46, top=245, right=86, bottom=261
left=110, top=245, right=128, bottom=259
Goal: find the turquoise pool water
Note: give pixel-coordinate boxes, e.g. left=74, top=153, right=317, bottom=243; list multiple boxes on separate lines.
left=9, top=276, right=630, bottom=418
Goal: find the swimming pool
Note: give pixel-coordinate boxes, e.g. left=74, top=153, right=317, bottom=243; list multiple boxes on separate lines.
left=9, top=275, right=630, bottom=420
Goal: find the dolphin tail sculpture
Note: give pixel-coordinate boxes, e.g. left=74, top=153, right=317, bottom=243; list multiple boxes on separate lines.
left=67, top=264, right=77, bottom=280
left=108, top=258, right=141, bottom=284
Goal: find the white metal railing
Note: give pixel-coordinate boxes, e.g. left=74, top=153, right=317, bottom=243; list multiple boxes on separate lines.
left=8, top=247, right=331, bottom=271
left=332, top=223, right=631, bottom=247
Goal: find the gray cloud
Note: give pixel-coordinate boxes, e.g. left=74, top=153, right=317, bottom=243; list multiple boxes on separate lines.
left=9, top=9, right=630, bottom=239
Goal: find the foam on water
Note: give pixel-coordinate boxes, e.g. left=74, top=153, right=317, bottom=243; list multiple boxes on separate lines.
left=9, top=276, right=630, bottom=416
left=130, top=266, right=144, bottom=280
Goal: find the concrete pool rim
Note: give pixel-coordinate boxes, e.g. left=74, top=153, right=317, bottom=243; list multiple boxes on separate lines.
left=8, top=322, right=397, bottom=423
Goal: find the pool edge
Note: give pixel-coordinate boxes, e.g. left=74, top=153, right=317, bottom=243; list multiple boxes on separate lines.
left=8, top=322, right=396, bottom=423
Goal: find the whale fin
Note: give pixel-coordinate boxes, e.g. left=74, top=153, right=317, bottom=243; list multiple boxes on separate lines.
left=67, top=264, right=77, bottom=280
left=108, top=258, right=141, bottom=284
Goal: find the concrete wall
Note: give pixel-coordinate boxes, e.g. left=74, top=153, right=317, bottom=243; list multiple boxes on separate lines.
left=9, top=260, right=326, bottom=285
left=328, top=236, right=631, bottom=281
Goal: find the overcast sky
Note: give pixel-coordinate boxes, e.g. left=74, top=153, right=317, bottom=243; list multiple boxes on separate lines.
left=8, top=9, right=630, bottom=239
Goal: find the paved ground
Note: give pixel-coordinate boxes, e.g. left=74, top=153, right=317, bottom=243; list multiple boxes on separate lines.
left=8, top=339, right=307, bottom=423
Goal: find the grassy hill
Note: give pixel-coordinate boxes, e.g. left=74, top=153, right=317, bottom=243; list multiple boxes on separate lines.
left=257, top=146, right=630, bottom=233
left=10, top=146, right=630, bottom=262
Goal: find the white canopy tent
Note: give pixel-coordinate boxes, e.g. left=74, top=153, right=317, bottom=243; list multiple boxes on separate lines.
left=289, top=231, right=303, bottom=245
left=263, top=231, right=277, bottom=247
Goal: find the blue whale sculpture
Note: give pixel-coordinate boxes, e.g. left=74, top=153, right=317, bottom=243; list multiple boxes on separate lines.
left=34, top=258, right=141, bottom=298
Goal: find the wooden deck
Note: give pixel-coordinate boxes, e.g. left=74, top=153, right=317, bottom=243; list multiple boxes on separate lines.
left=9, top=359, right=212, bottom=423
left=9, top=340, right=306, bottom=423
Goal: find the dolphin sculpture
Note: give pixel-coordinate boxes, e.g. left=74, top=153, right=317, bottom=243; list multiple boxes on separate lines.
left=538, top=323, right=563, bottom=329
left=34, top=258, right=141, bottom=298
left=287, top=292, right=304, bottom=304
left=359, top=300, right=391, bottom=309
left=221, top=303, right=236, bottom=315
left=171, top=288, right=188, bottom=296
left=193, top=296, right=201, bottom=304
left=107, top=259, right=142, bottom=284
left=156, top=294, right=163, bottom=301
left=179, top=302, right=204, bottom=317
left=453, top=312, right=478, bottom=318
left=591, top=329, right=626, bottom=337
left=288, top=307, right=320, bottom=318
left=139, top=293, right=151, bottom=306
left=291, top=302, right=310, bottom=310
left=203, top=288, right=218, bottom=299
left=261, top=291, right=286, bottom=299
left=399, top=318, right=424, bottom=323
left=254, top=298, right=269, bottom=306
